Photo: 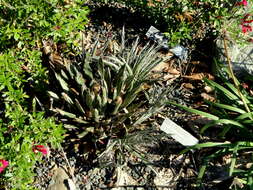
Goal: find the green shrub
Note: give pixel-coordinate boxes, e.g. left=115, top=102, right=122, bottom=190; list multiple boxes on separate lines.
left=0, top=0, right=89, bottom=90
left=92, top=0, right=238, bottom=45
left=0, top=0, right=89, bottom=50
left=0, top=52, right=64, bottom=189
left=0, top=1, right=89, bottom=188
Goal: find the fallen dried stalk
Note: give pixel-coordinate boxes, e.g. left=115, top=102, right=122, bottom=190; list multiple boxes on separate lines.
left=223, top=31, right=252, bottom=119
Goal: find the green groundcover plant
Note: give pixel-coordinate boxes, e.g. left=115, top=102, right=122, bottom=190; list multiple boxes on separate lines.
left=0, top=52, right=64, bottom=189
left=0, top=0, right=89, bottom=50
left=0, top=0, right=89, bottom=91
left=0, top=0, right=89, bottom=188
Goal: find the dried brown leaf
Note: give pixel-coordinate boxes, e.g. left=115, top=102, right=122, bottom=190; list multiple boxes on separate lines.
left=183, top=73, right=214, bottom=80
left=163, top=73, right=179, bottom=80
left=152, top=62, right=170, bottom=72
left=183, top=11, right=195, bottom=22
left=182, top=83, right=195, bottom=89
left=166, top=68, right=181, bottom=75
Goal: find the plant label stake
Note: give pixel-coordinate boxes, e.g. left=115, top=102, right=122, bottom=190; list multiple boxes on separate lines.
left=146, top=26, right=188, bottom=61
left=146, top=26, right=169, bottom=50
left=160, top=118, right=198, bottom=146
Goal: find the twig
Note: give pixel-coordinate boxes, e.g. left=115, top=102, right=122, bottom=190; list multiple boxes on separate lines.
left=223, top=31, right=252, bottom=118
left=59, top=146, right=76, bottom=182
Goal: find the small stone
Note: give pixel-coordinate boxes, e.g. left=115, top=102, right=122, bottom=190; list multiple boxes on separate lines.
left=204, top=85, right=213, bottom=93
left=47, top=167, right=76, bottom=190
left=246, top=163, right=253, bottom=169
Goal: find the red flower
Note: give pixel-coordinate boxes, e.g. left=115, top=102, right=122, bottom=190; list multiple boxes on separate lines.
left=240, top=14, right=253, bottom=33
left=241, top=14, right=253, bottom=23
left=243, top=19, right=253, bottom=23
left=32, top=145, right=49, bottom=156
left=0, top=160, right=9, bottom=173
left=236, top=0, right=248, bottom=6
left=242, top=24, right=252, bottom=33
left=53, top=25, right=61, bottom=30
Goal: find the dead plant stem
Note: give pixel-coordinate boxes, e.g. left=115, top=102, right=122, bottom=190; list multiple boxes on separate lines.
left=60, top=146, right=76, bottom=182
left=223, top=32, right=252, bottom=118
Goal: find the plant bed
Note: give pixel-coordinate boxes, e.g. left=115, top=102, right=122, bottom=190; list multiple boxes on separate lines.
left=1, top=0, right=253, bottom=189
left=32, top=14, right=215, bottom=189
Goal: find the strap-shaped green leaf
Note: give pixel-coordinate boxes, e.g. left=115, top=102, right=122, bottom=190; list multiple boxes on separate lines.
left=85, top=89, right=94, bottom=110
left=204, top=78, right=240, bottom=102
left=76, top=72, right=85, bottom=86
left=60, top=70, right=69, bottom=80
left=101, top=83, right=108, bottom=107
left=55, top=73, right=69, bottom=91
left=77, top=127, right=94, bottom=138
left=166, top=101, right=219, bottom=120
left=47, top=91, right=59, bottom=100
left=61, top=92, right=74, bottom=105
left=115, top=64, right=127, bottom=97
left=53, top=108, right=76, bottom=119
left=66, top=64, right=75, bottom=79
left=92, top=108, right=99, bottom=122
left=83, top=54, right=93, bottom=80
left=74, top=98, right=85, bottom=115
left=73, top=117, right=88, bottom=124
left=206, top=100, right=246, bottom=114
left=201, top=119, right=247, bottom=134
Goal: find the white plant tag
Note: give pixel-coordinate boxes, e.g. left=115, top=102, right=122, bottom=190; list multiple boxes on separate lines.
left=160, top=118, right=198, bottom=146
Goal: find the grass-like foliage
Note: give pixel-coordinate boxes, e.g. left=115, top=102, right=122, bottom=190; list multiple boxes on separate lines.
left=167, top=66, right=253, bottom=189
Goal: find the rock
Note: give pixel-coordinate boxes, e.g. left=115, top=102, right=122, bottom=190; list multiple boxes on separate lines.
left=216, top=37, right=253, bottom=76
left=153, top=168, right=175, bottom=190
left=112, top=166, right=139, bottom=190
left=145, top=26, right=188, bottom=61
left=47, top=182, right=69, bottom=190
left=169, top=45, right=188, bottom=62
left=47, top=167, right=76, bottom=190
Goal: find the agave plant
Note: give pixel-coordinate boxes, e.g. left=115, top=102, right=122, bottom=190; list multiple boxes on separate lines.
left=47, top=33, right=165, bottom=145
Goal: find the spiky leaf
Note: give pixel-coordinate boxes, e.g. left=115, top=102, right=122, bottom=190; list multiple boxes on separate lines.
left=53, top=108, right=76, bottom=119
left=62, top=92, right=74, bottom=105
left=74, top=98, right=86, bottom=115
left=48, top=91, right=59, bottom=100
left=55, top=73, right=69, bottom=91
left=85, top=89, right=95, bottom=110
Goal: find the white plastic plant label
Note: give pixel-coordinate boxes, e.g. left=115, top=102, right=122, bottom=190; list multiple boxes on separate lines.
left=160, top=118, right=198, bottom=146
